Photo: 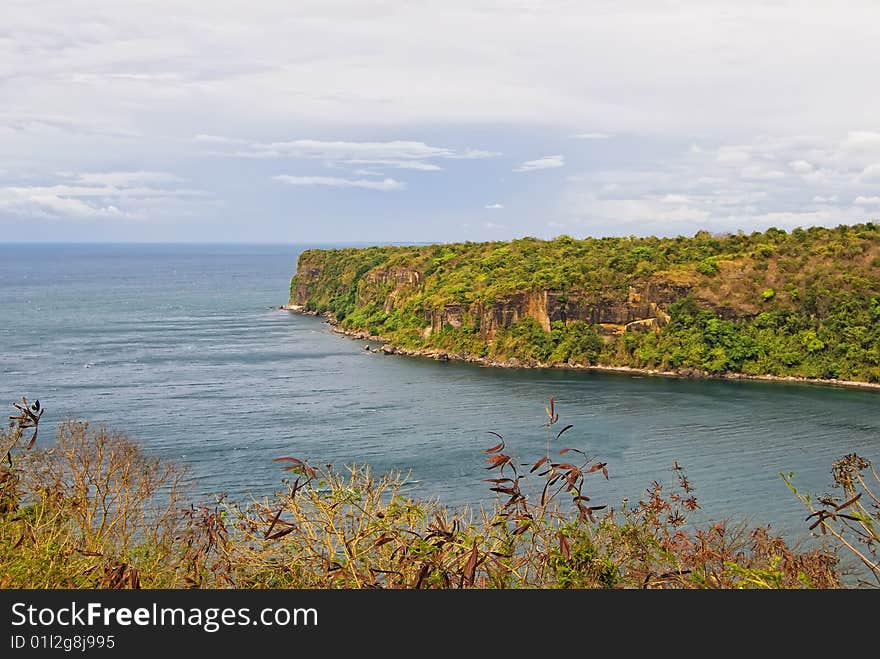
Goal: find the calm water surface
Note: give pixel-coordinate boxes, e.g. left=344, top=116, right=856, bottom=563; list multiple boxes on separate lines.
left=1, top=244, right=877, bottom=569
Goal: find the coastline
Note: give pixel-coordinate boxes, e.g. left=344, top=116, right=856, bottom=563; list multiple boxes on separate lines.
left=280, top=305, right=880, bottom=392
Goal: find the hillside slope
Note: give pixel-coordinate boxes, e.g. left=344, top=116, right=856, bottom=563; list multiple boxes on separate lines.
left=288, top=223, right=880, bottom=382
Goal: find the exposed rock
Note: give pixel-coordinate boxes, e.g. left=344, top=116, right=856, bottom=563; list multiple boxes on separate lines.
left=364, top=266, right=422, bottom=287
left=418, top=281, right=692, bottom=343
left=289, top=248, right=703, bottom=344
left=625, top=317, right=662, bottom=332
left=289, top=264, right=323, bottom=306
left=361, top=267, right=423, bottom=313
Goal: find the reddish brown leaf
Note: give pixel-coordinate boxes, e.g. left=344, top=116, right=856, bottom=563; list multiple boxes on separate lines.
left=541, top=479, right=551, bottom=507
left=413, top=563, right=430, bottom=589
left=25, top=429, right=38, bottom=451
left=512, top=521, right=530, bottom=536
left=530, top=456, right=550, bottom=473
left=834, top=493, right=862, bottom=511
left=373, top=534, right=395, bottom=547
left=555, top=424, right=573, bottom=439
left=290, top=478, right=302, bottom=498
left=266, top=527, right=296, bottom=540
left=462, top=544, right=478, bottom=587
left=490, top=486, right=517, bottom=495
left=557, top=532, right=570, bottom=560
left=485, top=432, right=506, bottom=454
left=264, top=507, right=284, bottom=539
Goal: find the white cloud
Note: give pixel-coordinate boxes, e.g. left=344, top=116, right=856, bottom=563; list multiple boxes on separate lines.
left=272, top=175, right=404, bottom=191
left=203, top=137, right=496, bottom=164
left=569, top=198, right=710, bottom=225
left=68, top=171, right=182, bottom=186
left=193, top=134, right=249, bottom=145
left=7, top=1, right=879, bottom=135
left=661, top=194, right=690, bottom=204
left=451, top=149, right=502, bottom=160
left=843, top=131, right=880, bottom=152
left=799, top=168, right=841, bottom=185
left=573, top=133, right=614, bottom=140
left=484, top=203, right=504, bottom=209
left=660, top=205, right=711, bottom=223
left=514, top=155, right=565, bottom=172
left=484, top=221, right=506, bottom=229
left=716, top=148, right=751, bottom=165
left=0, top=113, right=140, bottom=139
left=198, top=136, right=497, bottom=180
left=740, top=165, right=785, bottom=180
left=859, top=163, right=880, bottom=180
left=344, top=159, right=442, bottom=171
left=789, top=160, right=814, bottom=174
left=558, top=131, right=880, bottom=237
left=4, top=2, right=880, bottom=240
left=0, top=169, right=208, bottom=221
left=0, top=188, right=126, bottom=219
left=247, top=139, right=454, bottom=160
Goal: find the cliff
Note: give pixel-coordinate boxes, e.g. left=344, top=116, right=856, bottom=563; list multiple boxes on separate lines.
left=288, top=224, right=880, bottom=382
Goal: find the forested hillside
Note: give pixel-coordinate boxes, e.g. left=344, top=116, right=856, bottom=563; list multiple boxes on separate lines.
left=289, top=223, right=880, bottom=382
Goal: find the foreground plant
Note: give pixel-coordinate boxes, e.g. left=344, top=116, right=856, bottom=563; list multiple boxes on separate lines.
left=784, top=454, right=880, bottom=587
left=1, top=401, right=186, bottom=588
left=230, top=397, right=839, bottom=589
left=0, top=396, right=844, bottom=588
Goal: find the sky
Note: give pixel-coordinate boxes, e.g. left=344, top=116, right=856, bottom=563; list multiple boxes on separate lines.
left=2, top=0, right=880, bottom=243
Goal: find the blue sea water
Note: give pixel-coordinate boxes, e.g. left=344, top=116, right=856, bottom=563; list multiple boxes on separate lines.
left=1, top=243, right=878, bottom=571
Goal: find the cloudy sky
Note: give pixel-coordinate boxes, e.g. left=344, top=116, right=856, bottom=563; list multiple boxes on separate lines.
left=2, top=0, right=879, bottom=243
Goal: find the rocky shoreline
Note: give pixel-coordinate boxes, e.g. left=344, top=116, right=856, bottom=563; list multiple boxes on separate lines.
left=280, top=305, right=880, bottom=392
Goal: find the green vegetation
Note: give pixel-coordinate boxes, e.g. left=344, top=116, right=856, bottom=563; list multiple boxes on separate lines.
left=290, top=223, right=880, bottom=382
left=3, top=397, right=877, bottom=589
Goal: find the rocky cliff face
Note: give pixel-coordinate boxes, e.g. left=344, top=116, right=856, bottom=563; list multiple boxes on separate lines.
left=422, top=283, right=686, bottom=340
left=289, top=247, right=744, bottom=342
left=360, top=267, right=423, bottom=314
left=289, top=251, right=326, bottom=307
